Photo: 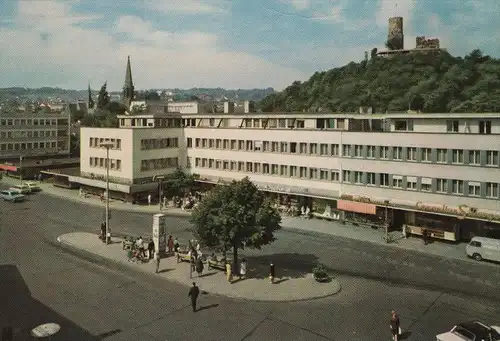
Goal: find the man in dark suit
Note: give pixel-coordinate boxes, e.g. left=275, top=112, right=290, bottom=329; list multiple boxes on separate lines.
left=188, top=282, right=200, bottom=312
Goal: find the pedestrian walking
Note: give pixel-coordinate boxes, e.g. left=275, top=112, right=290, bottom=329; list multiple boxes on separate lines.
left=422, top=228, right=429, bottom=245
left=137, top=236, right=146, bottom=258
left=167, top=235, right=174, bottom=254
left=239, top=258, right=247, bottom=279
left=195, top=256, right=204, bottom=277
left=174, top=238, right=180, bottom=252
left=390, top=310, right=401, bottom=341
left=155, top=252, right=160, bottom=273
left=148, top=239, right=155, bottom=259
left=100, top=221, right=106, bottom=242
left=225, top=261, right=232, bottom=283
left=402, top=224, right=407, bottom=239
left=188, top=282, right=200, bottom=312
left=162, top=196, right=167, bottom=210
left=269, top=262, right=275, bottom=283
left=147, top=193, right=151, bottom=206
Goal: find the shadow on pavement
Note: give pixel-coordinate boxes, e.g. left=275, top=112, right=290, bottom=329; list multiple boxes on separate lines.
left=400, top=331, right=412, bottom=339
left=196, top=304, right=219, bottom=312
left=243, top=253, right=320, bottom=279
left=0, top=264, right=102, bottom=340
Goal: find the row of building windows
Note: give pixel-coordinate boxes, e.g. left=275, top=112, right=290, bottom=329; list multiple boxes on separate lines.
left=0, top=141, right=64, bottom=151
left=0, top=118, right=64, bottom=126
left=192, top=157, right=500, bottom=199
left=140, top=157, right=179, bottom=171
left=0, top=130, right=57, bottom=139
left=187, top=138, right=500, bottom=167
left=88, top=137, right=122, bottom=149
left=140, top=138, right=179, bottom=150
left=89, top=157, right=122, bottom=170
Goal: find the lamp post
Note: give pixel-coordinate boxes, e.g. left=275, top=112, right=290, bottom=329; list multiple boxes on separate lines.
left=384, top=200, right=390, bottom=243
left=153, top=175, right=165, bottom=211
left=100, top=142, right=114, bottom=244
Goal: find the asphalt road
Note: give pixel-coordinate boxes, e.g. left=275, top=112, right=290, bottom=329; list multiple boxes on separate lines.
left=1, top=191, right=500, bottom=341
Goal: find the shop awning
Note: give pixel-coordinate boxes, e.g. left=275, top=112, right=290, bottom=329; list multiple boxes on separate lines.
left=0, top=164, right=17, bottom=171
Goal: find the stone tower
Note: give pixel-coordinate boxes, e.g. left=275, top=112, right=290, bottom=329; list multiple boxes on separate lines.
left=387, top=17, right=404, bottom=50
left=122, top=56, right=135, bottom=108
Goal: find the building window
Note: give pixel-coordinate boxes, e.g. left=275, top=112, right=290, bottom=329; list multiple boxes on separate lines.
left=331, top=170, right=340, bottom=181
left=320, top=144, right=328, bottom=155
left=479, top=120, right=491, bottom=134
left=299, top=167, right=307, bottom=178
left=437, top=149, right=447, bottom=163
left=216, top=139, right=222, bottom=149
left=309, top=168, right=318, bottom=179
left=452, top=149, right=464, bottom=164
left=407, top=178, right=417, bottom=190
left=254, top=141, right=262, bottom=151
left=271, top=142, right=279, bottom=152
left=393, top=147, right=403, bottom=160
left=278, top=119, right=286, bottom=128
left=452, top=180, right=464, bottom=194
left=299, top=143, right=307, bottom=154
left=238, top=161, right=244, bottom=171
left=342, top=144, right=351, bottom=157
left=380, top=173, right=390, bottom=186
left=392, top=176, right=403, bottom=188
left=254, top=162, right=261, bottom=173
left=296, top=120, right=305, bottom=128
left=436, top=178, right=447, bottom=193
left=330, top=144, right=339, bottom=156
left=208, top=139, right=214, bottom=148
left=342, top=170, right=351, bottom=182
left=116, top=160, right=121, bottom=170
left=468, top=150, right=480, bottom=165
left=290, top=142, right=297, bottom=153
left=367, top=145, right=376, bottom=159
left=262, top=141, right=269, bottom=152
left=394, top=120, right=413, bottom=131
left=290, top=166, right=297, bottom=177
left=380, top=146, right=389, bottom=159
left=486, top=151, right=499, bottom=166
left=353, top=145, right=363, bottom=158
left=353, top=171, right=363, bottom=184
left=447, top=120, right=459, bottom=132
left=406, top=147, right=417, bottom=161
left=187, top=138, right=192, bottom=148
left=421, top=148, right=431, bottom=162
left=253, top=119, right=260, bottom=128
left=486, top=183, right=499, bottom=198
left=238, top=140, right=245, bottom=150
left=319, top=169, right=329, bottom=180
left=367, top=172, right=376, bottom=185
left=281, top=142, right=288, bottom=153
left=468, top=183, right=481, bottom=197
left=309, top=143, right=318, bottom=155
left=421, top=178, right=432, bottom=192
left=280, top=165, right=288, bottom=176
left=246, top=162, right=253, bottom=172
left=271, top=164, right=279, bottom=175
left=262, top=163, right=270, bottom=174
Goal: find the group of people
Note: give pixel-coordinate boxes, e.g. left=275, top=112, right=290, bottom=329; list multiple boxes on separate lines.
left=131, top=236, right=156, bottom=262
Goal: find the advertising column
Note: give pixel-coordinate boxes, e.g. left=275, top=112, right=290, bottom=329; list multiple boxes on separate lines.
left=152, top=214, right=167, bottom=257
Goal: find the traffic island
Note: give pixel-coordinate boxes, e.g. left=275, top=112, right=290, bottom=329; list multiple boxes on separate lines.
left=57, top=232, right=341, bottom=302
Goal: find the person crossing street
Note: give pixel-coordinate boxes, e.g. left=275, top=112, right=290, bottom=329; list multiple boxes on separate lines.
left=188, top=282, right=200, bottom=312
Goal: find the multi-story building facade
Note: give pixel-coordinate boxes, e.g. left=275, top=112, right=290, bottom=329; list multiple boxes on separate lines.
left=0, top=111, right=71, bottom=161
left=77, top=110, right=500, bottom=241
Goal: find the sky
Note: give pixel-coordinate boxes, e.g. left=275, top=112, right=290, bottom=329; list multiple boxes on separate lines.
left=0, top=0, right=499, bottom=92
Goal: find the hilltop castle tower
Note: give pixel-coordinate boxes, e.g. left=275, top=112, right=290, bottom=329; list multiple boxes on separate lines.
left=387, top=17, right=404, bottom=50
left=122, top=56, right=135, bottom=109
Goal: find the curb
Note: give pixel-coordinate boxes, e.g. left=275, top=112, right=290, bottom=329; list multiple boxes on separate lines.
left=55, top=236, right=342, bottom=303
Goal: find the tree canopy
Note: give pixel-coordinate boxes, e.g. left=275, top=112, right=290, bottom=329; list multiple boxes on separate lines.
left=190, top=177, right=281, bottom=272
left=259, top=49, right=500, bottom=113
left=96, top=82, right=110, bottom=109
left=162, top=168, right=199, bottom=197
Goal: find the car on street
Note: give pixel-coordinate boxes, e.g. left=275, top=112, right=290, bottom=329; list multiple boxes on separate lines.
left=23, top=181, right=42, bottom=192
left=436, top=321, right=500, bottom=341
left=9, top=184, right=31, bottom=194
left=0, top=190, right=26, bottom=203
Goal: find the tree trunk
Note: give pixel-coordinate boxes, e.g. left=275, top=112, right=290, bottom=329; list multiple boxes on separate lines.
left=232, top=244, right=238, bottom=276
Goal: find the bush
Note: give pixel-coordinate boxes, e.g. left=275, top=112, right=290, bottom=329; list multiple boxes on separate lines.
left=313, top=264, right=328, bottom=278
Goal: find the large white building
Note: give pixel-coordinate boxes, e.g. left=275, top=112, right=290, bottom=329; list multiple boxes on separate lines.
left=76, top=110, right=500, bottom=242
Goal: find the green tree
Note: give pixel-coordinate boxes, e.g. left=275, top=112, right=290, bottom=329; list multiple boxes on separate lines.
left=190, top=177, right=282, bottom=273
left=97, top=82, right=110, bottom=109
left=69, top=134, right=80, bottom=157
left=162, top=168, right=199, bottom=197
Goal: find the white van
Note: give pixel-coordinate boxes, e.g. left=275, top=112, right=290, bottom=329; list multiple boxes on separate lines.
left=466, top=237, right=500, bottom=262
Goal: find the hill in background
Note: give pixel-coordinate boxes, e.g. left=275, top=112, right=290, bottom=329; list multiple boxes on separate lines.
left=260, top=49, right=500, bottom=113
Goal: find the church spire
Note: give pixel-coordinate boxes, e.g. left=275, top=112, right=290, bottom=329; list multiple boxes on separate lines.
left=88, top=82, right=94, bottom=109
left=122, top=56, right=134, bottom=107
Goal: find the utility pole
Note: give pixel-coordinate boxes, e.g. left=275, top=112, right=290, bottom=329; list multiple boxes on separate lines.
left=384, top=200, right=390, bottom=243
left=153, top=175, right=165, bottom=211
left=100, top=142, right=114, bottom=244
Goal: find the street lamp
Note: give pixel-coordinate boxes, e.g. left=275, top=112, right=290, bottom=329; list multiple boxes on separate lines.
left=100, top=142, right=114, bottom=244
left=153, top=175, right=165, bottom=211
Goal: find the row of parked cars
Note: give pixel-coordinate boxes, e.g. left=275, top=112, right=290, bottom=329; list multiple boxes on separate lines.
left=0, top=182, right=42, bottom=202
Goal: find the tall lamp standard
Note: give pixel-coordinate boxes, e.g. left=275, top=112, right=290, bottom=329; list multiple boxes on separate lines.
left=153, top=175, right=165, bottom=211
left=384, top=200, right=390, bottom=243
left=100, top=142, right=114, bottom=244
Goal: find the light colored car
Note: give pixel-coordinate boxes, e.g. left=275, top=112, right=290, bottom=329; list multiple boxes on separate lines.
left=24, top=181, right=42, bottom=192
left=466, top=237, right=500, bottom=262
left=0, top=190, right=26, bottom=202
left=436, top=321, right=500, bottom=341
left=9, top=184, right=31, bottom=194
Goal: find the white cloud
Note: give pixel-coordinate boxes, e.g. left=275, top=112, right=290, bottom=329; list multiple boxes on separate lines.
left=286, top=0, right=311, bottom=11
left=312, top=5, right=343, bottom=22
left=148, top=0, right=228, bottom=14
left=0, top=0, right=307, bottom=90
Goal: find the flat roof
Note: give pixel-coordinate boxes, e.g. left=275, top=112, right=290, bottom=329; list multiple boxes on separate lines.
left=40, top=167, right=80, bottom=176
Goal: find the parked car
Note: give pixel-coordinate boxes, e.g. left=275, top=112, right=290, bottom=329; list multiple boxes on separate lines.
left=0, top=190, right=26, bottom=203
left=24, top=181, right=41, bottom=192
left=436, top=321, right=500, bottom=341
left=466, top=237, right=500, bottom=262
left=9, top=184, right=31, bottom=194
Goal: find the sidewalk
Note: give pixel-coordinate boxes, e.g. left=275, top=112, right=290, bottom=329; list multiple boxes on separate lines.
left=57, top=232, right=341, bottom=302
left=2, top=176, right=471, bottom=263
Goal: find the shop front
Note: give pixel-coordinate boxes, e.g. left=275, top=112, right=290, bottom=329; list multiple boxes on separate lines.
left=337, top=199, right=387, bottom=228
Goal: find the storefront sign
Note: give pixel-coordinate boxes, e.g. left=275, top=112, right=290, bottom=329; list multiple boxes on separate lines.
left=337, top=200, right=377, bottom=215
left=0, top=164, right=17, bottom=171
